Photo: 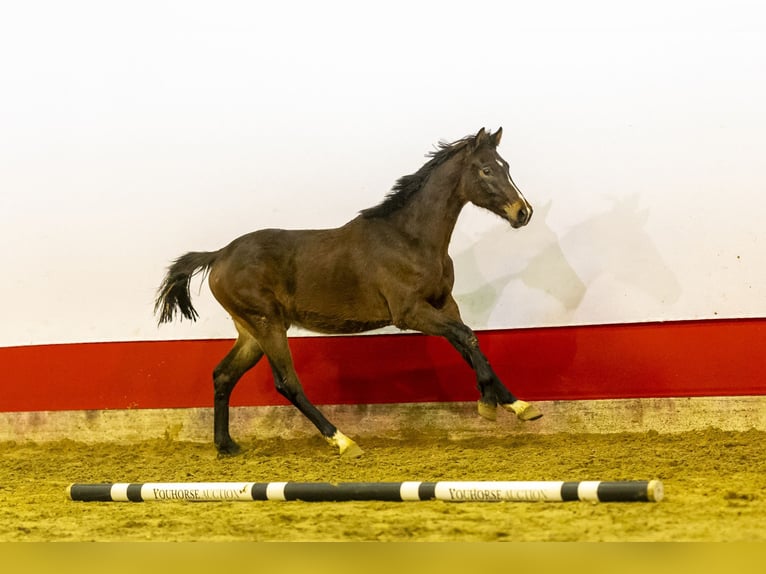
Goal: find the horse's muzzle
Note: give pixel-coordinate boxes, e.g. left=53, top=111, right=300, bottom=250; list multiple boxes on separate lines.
left=504, top=202, right=533, bottom=228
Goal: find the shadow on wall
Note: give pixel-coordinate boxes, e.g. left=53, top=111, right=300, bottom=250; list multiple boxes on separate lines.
left=453, top=194, right=682, bottom=323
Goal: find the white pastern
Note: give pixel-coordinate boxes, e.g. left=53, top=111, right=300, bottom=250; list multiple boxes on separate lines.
left=326, top=430, right=357, bottom=455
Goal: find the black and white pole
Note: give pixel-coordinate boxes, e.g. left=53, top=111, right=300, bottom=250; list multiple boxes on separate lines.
left=67, top=480, right=663, bottom=503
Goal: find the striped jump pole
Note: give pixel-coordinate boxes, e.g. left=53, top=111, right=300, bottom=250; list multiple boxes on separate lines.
left=67, top=480, right=663, bottom=503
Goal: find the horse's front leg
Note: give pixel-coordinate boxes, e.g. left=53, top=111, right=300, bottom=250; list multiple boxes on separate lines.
left=395, top=298, right=542, bottom=423
left=444, top=321, right=542, bottom=423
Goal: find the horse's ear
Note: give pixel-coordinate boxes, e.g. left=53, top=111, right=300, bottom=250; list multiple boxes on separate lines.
left=490, top=127, right=503, bottom=147
left=473, top=127, right=488, bottom=149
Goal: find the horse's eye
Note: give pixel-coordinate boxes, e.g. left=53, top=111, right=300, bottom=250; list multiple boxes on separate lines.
left=481, top=167, right=492, bottom=176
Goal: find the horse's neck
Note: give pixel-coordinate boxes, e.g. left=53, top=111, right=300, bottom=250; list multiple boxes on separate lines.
left=387, top=165, right=465, bottom=254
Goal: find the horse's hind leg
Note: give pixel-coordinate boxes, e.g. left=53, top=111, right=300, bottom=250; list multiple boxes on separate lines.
left=212, top=326, right=264, bottom=456
left=247, top=322, right=363, bottom=458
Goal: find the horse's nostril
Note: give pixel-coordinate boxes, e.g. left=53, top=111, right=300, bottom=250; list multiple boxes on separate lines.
left=518, top=207, right=528, bottom=222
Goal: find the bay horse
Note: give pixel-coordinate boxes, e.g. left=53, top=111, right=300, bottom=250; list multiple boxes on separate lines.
left=155, top=127, right=542, bottom=457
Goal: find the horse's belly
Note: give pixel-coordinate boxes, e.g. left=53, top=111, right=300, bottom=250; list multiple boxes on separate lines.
left=293, top=312, right=391, bottom=335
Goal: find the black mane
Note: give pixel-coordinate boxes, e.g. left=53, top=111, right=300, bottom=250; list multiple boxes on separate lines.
left=360, top=134, right=476, bottom=219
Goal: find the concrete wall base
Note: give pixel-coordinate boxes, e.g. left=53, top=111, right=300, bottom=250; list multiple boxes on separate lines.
left=1, top=396, right=763, bottom=444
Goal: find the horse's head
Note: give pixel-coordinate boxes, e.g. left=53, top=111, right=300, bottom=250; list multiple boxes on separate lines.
left=460, top=127, right=532, bottom=229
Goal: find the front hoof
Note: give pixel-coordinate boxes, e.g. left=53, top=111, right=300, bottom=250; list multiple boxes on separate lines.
left=477, top=400, right=498, bottom=421
left=502, top=400, right=543, bottom=421
left=216, top=440, right=243, bottom=458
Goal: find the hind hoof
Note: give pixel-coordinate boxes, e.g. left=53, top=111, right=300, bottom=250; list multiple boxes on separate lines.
left=477, top=401, right=498, bottom=421
left=502, top=400, right=543, bottom=421
left=327, top=430, right=364, bottom=458
left=216, top=440, right=243, bottom=458
left=340, top=442, right=364, bottom=459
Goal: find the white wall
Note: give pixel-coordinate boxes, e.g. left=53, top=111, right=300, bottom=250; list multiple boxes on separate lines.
left=2, top=0, right=764, bottom=346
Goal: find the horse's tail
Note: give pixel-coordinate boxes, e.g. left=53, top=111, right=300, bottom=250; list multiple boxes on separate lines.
left=154, top=251, right=220, bottom=324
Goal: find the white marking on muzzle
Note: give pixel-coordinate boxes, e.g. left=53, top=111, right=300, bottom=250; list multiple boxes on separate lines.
left=507, top=174, right=531, bottom=215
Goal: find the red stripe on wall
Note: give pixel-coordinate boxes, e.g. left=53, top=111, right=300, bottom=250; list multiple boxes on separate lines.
left=2, top=319, right=764, bottom=412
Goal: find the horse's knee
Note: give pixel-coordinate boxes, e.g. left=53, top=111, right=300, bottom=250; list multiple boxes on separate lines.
left=274, top=376, right=301, bottom=402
